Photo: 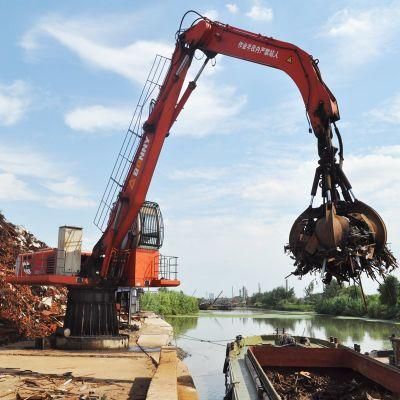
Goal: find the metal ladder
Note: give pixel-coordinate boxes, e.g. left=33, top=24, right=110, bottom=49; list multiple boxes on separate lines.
left=94, top=54, right=171, bottom=232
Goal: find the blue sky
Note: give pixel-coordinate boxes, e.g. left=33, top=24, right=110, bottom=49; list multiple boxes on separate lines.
left=1, top=0, right=400, bottom=297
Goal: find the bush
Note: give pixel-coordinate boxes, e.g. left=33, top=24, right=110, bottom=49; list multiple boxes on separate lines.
left=344, top=298, right=365, bottom=317
left=253, top=286, right=296, bottom=308
left=140, top=290, right=198, bottom=315
left=316, top=296, right=348, bottom=315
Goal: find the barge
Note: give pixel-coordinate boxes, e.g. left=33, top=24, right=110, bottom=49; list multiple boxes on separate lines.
left=223, top=333, right=400, bottom=399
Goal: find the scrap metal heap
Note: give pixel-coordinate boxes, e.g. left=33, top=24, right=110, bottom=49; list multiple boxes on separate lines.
left=0, top=214, right=67, bottom=338
left=265, top=367, right=396, bottom=400
left=285, top=123, right=397, bottom=284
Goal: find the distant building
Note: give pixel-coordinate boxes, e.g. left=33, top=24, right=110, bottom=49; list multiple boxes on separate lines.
left=242, top=286, right=248, bottom=300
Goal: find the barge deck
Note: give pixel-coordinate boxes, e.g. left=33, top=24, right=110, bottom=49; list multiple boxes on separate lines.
left=223, top=334, right=400, bottom=400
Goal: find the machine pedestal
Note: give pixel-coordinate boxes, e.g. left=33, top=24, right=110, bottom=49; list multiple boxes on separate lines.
left=57, top=286, right=129, bottom=350
left=55, top=334, right=129, bottom=350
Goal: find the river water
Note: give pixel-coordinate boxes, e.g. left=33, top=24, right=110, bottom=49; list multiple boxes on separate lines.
left=166, top=310, right=400, bottom=400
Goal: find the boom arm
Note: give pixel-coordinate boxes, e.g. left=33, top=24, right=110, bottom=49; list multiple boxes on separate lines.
left=182, top=19, right=339, bottom=137
left=93, top=14, right=342, bottom=280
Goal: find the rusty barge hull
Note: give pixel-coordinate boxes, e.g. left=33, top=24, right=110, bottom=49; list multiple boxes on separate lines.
left=223, top=335, right=400, bottom=400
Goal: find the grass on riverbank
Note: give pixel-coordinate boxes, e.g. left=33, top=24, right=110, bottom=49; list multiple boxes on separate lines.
left=141, top=290, right=199, bottom=315
left=248, top=276, right=400, bottom=321
left=313, top=278, right=400, bottom=320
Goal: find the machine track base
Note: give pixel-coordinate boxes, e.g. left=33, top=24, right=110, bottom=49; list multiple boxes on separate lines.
left=63, top=286, right=119, bottom=337
left=56, top=286, right=129, bottom=350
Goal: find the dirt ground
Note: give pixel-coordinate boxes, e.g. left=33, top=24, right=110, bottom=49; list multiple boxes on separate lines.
left=0, top=315, right=198, bottom=400
left=0, top=337, right=155, bottom=400
left=0, top=372, right=141, bottom=400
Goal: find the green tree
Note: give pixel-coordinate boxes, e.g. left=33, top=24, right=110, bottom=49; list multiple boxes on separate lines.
left=322, top=279, right=341, bottom=299
left=261, top=286, right=296, bottom=308
left=378, top=275, right=400, bottom=306
left=304, top=281, right=315, bottom=301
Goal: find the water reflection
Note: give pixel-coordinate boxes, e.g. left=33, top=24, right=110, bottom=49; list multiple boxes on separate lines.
left=252, top=317, right=299, bottom=331
left=311, top=315, right=400, bottom=346
left=165, top=315, right=199, bottom=337
left=168, top=310, right=400, bottom=400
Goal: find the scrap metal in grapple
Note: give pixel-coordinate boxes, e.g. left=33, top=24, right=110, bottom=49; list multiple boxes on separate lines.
left=286, top=146, right=397, bottom=284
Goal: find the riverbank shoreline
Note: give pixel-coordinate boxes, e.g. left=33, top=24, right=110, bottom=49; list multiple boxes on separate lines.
left=229, top=307, right=400, bottom=324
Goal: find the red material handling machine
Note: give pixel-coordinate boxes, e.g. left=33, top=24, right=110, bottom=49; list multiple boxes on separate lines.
left=7, top=11, right=391, bottom=345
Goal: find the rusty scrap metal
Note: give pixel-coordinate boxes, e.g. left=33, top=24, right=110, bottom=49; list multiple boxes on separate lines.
left=286, top=200, right=397, bottom=285
left=0, top=213, right=67, bottom=339
left=265, top=367, right=396, bottom=400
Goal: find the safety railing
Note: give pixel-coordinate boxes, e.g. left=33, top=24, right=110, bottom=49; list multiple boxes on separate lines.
left=158, top=254, right=178, bottom=281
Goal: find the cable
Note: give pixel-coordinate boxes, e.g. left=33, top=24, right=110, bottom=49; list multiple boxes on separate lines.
left=332, top=121, right=344, bottom=162
left=179, top=337, right=226, bottom=347
left=135, top=339, right=159, bottom=367
left=178, top=333, right=232, bottom=347
left=181, top=333, right=232, bottom=342
left=176, top=10, right=206, bottom=40
left=305, top=110, right=312, bottom=134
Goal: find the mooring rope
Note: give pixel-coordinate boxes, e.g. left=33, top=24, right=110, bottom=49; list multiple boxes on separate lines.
left=178, top=333, right=232, bottom=347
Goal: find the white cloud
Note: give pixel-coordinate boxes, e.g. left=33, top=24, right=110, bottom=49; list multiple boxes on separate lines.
left=345, top=150, right=400, bottom=211
left=22, top=14, right=248, bottom=140
left=43, top=176, right=89, bottom=196
left=166, top=214, right=296, bottom=296
left=162, top=144, right=400, bottom=296
left=174, top=81, right=247, bottom=137
left=0, top=145, right=62, bottom=180
left=374, top=145, right=400, bottom=156
left=65, top=105, right=131, bottom=133
left=0, top=173, right=36, bottom=200
left=0, top=145, right=95, bottom=208
left=0, top=81, right=31, bottom=126
left=168, top=167, right=228, bottom=181
left=203, top=9, right=219, bottom=20
left=43, top=177, right=95, bottom=208
left=21, top=15, right=172, bottom=84
left=235, top=145, right=400, bottom=223
left=46, top=195, right=96, bottom=209
left=368, top=93, right=400, bottom=124
left=245, top=96, right=306, bottom=136
left=226, top=4, right=239, bottom=14
left=321, top=5, right=400, bottom=67
left=246, top=1, right=273, bottom=22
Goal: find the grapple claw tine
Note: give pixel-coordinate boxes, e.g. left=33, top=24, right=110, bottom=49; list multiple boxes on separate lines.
left=346, top=200, right=387, bottom=250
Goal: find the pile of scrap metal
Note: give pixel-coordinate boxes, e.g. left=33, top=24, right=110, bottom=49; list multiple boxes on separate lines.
left=265, top=367, right=396, bottom=400
left=0, top=213, right=67, bottom=339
